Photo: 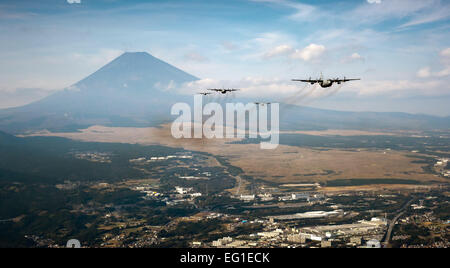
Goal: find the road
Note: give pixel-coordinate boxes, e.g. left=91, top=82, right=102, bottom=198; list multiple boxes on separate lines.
left=235, top=175, right=242, bottom=195
left=383, top=197, right=417, bottom=247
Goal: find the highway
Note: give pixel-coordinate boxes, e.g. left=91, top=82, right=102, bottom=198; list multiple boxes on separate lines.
left=383, top=197, right=417, bottom=247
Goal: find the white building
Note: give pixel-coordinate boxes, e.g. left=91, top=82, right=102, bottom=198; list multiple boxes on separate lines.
left=291, top=193, right=310, bottom=201
left=212, top=237, right=233, bottom=247
left=175, top=186, right=193, bottom=194
left=258, top=193, right=274, bottom=201
left=366, top=239, right=381, bottom=248
left=240, top=195, right=255, bottom=201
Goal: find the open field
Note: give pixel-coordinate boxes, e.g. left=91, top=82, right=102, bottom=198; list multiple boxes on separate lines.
left=24, top=125, right=448, bottom=188
left=281, top=129, right=398, bottom=136
left=318, top=184, right=443, bottom=193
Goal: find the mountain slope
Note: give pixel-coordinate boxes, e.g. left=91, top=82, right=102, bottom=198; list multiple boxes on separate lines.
left=0, top=52, right=199, bottom=133
left=76, top=52, right=197, bottom=92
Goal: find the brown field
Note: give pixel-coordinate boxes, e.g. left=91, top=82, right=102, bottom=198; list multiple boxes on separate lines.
left=25, top=125, right=447, bottom=188
left=318, top=184, right=440, bottom=193
left=281, top=129, right=397, bottom=136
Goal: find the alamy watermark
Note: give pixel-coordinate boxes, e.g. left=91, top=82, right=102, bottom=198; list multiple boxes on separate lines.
left=171, top=95, right=279, bottom=149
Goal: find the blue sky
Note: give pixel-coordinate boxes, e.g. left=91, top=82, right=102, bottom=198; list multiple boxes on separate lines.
left=0, top=0, right=449, bottom=115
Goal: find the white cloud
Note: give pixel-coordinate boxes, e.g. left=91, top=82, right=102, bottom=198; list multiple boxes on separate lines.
left=239, top=32, right=297, bottom=61
left=67, top=0, right=81, bottom=4
left=250, top=0, right=316, bottom=21
left=417, top=67, right=431, bottom=78
left=440, top=47, right=450, bottom=64
left=351, top=53, right=364, bottom=60
left=263, top=45, right=294, bottom=58
left=343, top=53, right=365, bottom=63
left=179, top=75, right=447, bottom=103
left=343, top=79, right=448, bottom=98
left=253, top=32, right=292, bottom=47
left=253, top=0, right=448, bottom=28
left=353, top=0, right=445, bottom=27
left=399, top=4, right=450, bottom=28
left=417, top=66, right=450, bottom=78
left=417, top=48, right=450, bottom=78
left=262, top=43, right=326, bottom=62
left=435, top=67, right=450, bottom=77
left=441, top=48, right=450, bottom=57
left=179, top=77, right=298, bottom=98
left=291, top=44, right=326, bottom=61
left=287, top=3, right=316, bottom=21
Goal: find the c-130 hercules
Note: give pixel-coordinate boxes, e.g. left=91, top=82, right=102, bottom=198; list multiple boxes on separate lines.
left=292, top=73, right=360, bottom=88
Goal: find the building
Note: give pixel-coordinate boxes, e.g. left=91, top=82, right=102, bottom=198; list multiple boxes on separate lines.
left=296, top=217, right=387, bottom=242
left=291, top=193, right=310, bottom=201
left=366, top=239, right=381, bottom=248
left=240, top=195, right=255, bottom=201
left=175, top=186, right=193, bottom=194
left=190, top=192, right=202, bottom=198
left=309, top=234, right=323, bottom=242
left=309, top=193, right=325, bottom=202
left=258, top=193, right=274, bottom=201
left=321, top=240, right=332, bottom=248
left=258, top=229, right=283, bottom=238
left=270, top=210, right=344, bottom=220
left=226, top=240, right=246, bottom=248
left=212, top=237, right=233, bottom=247
left=287, top=234, right=306, bottom=244
left=350, top=237, right=362, bottom=246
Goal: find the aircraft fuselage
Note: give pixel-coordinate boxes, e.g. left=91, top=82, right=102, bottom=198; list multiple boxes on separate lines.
left=294, top=76, right=359, bottom=88
left=319, top=80, right=333, bottom=88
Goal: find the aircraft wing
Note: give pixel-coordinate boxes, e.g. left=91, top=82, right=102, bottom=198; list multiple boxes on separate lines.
left=331, top=78, right=361, bottom=82
left=292, top=79, right=322, bottom=83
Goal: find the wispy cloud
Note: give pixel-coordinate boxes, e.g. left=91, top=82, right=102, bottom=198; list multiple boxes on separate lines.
left=251, top=0, right=448, bottom=28
left=263, top=44, right=294, bottom=58
left=263, top=43, right=326, bottom=62
left=399, top=3, right=450, bottom=28
left=250, top=0, right=316, bottom=21
left=352, top=0, right=450, bottom=28
left=417, top=47, right=450, bottom=78
left=342, top=53, right=365, bottom=63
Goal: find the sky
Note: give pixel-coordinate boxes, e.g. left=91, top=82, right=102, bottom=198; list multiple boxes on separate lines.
left=0, top=0, right=449, bottom=115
